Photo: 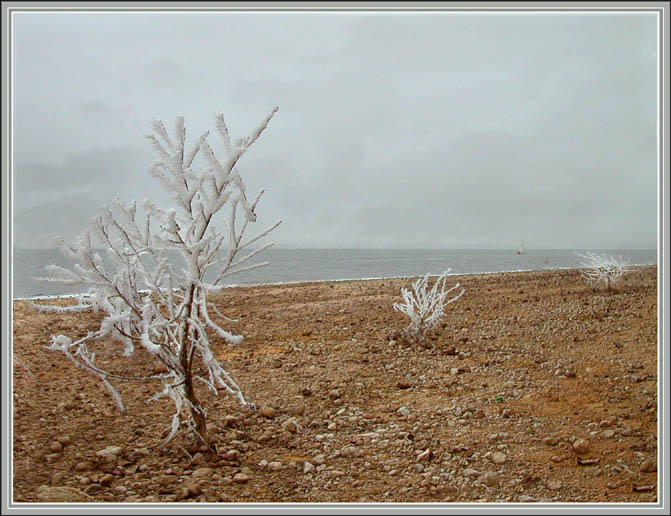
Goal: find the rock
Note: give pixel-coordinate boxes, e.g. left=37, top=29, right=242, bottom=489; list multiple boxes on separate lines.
left=398, top=406, right=410, bottom=417
left=99, top=474, right=115, bottom=487
left=49, top=441, right=63, bottom=453
left=518, top=495, right=538, bottom=502
left=464, top=468, right=481, bottom=478
left=546, top=479, right=562, bottom=490
left=329, top=389, right=341, bottom=400
left=175, top=487, right=190, bottom=501
left=233, top=473, right=249, bottom=484
left=96, top=445, right=123, bottom=458
left=287, top=404, right=305, bottom=416
left=542, top=437, right=558, bottom=446
left=397, top=381, right=411, bottom=389
left=490, top=452, right=507, bottom=464
left=44, top=454, right=61, bottom=464
left=600, top=429, right=616, bottom=439
left=222, top=449, right=240, bottom=461
left=313, top=454, right=326, bottom=465
left=222, top=415, right=239, bottom=428
left=191, top=452, right=206, bottom=465
left=51, top=472, right=65, bottom=485
left=74, top=461, right=92, bottom=472
left=417, top=449, right=432, bottom=461
left=258, top=406, right=277, bottom=419
left=157, top=475, right=172, bottom=487
left=303, top=461, right=315, bottom=474
left=55, top=436, right=72, bottom=446
left=83, top=484, right=102, bottom=495
left=36, top=486, right=93, bottom=503
left=191, top=467, right=213, bottom=478
left=282, top=419, right=301, bottom=434
left=572, top=439, right=590, bottom=455
left=478, top=472, right=499, bottom=487
left=640, top=459, right=657, bottom=473
left=341, top=445, right=361, bottom=458
left=268, top=461, right=284, bottom=471
left=186, top=483, right=202, bottom=497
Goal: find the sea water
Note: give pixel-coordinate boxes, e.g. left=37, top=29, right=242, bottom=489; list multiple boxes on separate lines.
left=12, top=248, right=657, bottom=299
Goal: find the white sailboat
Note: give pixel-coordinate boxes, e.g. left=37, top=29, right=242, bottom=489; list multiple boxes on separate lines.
left=517, top=240, right=526, bottom=255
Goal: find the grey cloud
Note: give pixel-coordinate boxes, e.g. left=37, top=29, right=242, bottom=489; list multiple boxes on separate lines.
left=12, top=11, right=658, bottom=250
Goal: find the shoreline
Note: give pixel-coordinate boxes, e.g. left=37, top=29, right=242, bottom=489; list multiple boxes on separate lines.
left=12, top=262, right=658, bottom=302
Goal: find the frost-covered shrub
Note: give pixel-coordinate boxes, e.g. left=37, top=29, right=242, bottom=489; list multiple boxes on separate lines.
left=31, top=107, right=281, bottom=447
left=575, top=251, right=632, bottom=291
left=393, top=270, right=465, bottom=345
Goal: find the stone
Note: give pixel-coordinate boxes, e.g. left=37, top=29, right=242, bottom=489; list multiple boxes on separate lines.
left=175, top=487, right=190, bottom=501
left=490, top=452, right=507, bottom=464
left=96, top=445, right=123, bottom=458
left=268, top=461, right=284, bottom=471
left=191, top=467, right=213, bottom=478
left=74, top=461, right=92, bottom=472
left=542, top=437, right=558, bottom=446
left=398, top=406, right=410, bottom=417
left=546, top=478, right=562, bottom=491
left=191, top=452, right=206, bottom=465
left=282, top=419, right=300, bottom=434
left=36, top=486, right=93, bottom=503
left=303, top=461, right=315, bottom=474
left=99, top=474, right=115, bottom=487
left=572, top=439, right=590, bottom=455
left=49, top=441, right=63, bottom=453
left=83, top=484, right=102, bottom=495
left=640, top=459, right=657, bottom=473
left=44, top=454, right=61, bottom=464
left=233, top=473, right=249, bottom=484
left=478, top=472, right=499, bottom=487
left=600, top=429, right=616, bottom=439
left=258, top=406, right=277, bottom=419
left=288, top=404, right=306, bottom=416
left=222, top=415, right=239, bottom=428
left=417, top=449, right=432, bottom=462
left=341, top=445, right=361, bottom=458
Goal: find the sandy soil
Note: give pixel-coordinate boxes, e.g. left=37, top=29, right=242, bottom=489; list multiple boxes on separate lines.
left=12, top=266, right=658, bottom=504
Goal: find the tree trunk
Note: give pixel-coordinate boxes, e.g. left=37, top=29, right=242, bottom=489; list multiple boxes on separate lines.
left=183, top=372, right=208, bottom=444
left=180, top=285, right=208, bottom=445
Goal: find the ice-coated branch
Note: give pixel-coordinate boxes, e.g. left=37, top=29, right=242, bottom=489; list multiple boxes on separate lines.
left=393, top=270, right=465, bottom=345
left=575, top=251, right=632, bottom=291
left=33, top=106, right=282, bottom=447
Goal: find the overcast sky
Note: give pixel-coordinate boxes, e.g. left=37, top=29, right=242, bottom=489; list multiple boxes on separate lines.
left=12, top=11, right=658, bottom=249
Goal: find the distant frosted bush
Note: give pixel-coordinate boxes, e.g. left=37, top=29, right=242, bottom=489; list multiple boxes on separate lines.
left=575, top=251, right=632, bottom=291
left=393, top=270, right=465, bottom=345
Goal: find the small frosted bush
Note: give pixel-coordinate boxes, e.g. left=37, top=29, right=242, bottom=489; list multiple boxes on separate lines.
left=393, top=270, right=465, bottom=345
left=31, top=107, right=281, bottom=448
left=575, top=251, right=632, bottom=291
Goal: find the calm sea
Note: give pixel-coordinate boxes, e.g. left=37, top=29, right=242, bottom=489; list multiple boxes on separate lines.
left=12, top=248, right=657, bottom=299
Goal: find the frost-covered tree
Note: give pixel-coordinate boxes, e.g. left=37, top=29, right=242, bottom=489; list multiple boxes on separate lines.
left=392, top=270, right=465, bottom=345
left=31, top=107, right=281, bottom=447
left=575, top=251, right=632, bottom=291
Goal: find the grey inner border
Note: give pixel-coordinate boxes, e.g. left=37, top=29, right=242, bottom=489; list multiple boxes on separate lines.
left=2, top=2, right=668, bottom=515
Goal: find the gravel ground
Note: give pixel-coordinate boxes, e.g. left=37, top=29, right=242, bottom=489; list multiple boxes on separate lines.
left=12, top=265, right=658, bottom=504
